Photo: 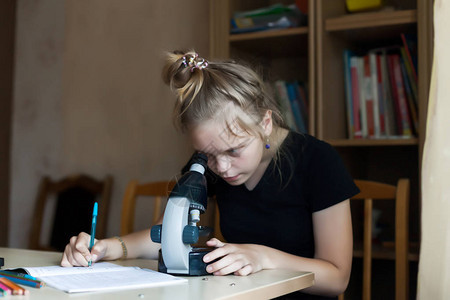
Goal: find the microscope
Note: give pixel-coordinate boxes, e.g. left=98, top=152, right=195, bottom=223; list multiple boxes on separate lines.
left=150, top=153, right=212, bottom=275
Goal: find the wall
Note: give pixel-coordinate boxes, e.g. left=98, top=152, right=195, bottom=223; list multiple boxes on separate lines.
left=0, top=0, right=15, bottom=246
left=10, top=0, right=209, bottom=247
left=417, top=0, right=450, bottom=298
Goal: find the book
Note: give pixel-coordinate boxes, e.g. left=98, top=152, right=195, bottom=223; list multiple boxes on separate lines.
left=379, top=49, right=398, bottom=136
left=286, top=81, right=307, bottom=133
left=274, top=80, right=298, bottom=132
left=350, top=56, right=363, bottom=138
left=7, top=262, right=186, bottom=294
left=374, top=52, right=386, bottom=136
left=400, top=58, right=419, bottom=134
left=362, top=55, right=375, bottom=138
left=343, top=49, right=355, bottom=138
left=356, top=56, right=368, bottom=138
left=400, top=47, right=418, bottom=107
left=400, top=33, right=418, bottom=82
left=388, top=54, right=413, bottom=137
left=295, top=81, right=309, bottom=132
left=368, top=52, right=381, bottom=138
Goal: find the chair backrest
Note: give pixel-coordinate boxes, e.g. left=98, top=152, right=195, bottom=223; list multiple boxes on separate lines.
left=347, top=178, right=410, bottom=300
left=120, top=180, right=176, bottom=236
left=29, top=174, right=113, bottom=251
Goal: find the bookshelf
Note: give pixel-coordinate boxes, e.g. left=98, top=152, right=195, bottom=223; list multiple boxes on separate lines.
left=316, top=0, right=433, bottom=257
left=210, top=0, right=433, bottom=297
left=210, top=0, right=316, bottom=135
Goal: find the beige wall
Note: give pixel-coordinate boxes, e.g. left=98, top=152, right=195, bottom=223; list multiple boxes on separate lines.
left=10, top=0, right=209, bottom=247
left=417, top=1, right=450, bottom=298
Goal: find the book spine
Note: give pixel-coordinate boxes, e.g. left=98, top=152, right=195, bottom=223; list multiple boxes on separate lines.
left=286, top=82, right=307, bottom=133
left=375, top=53, right=386, bottom=137
left=350, top=56, right=362, bottom=139
left=400, top=47, right=418, bottom=106
left=401, top=33, right=418, bottom=82
left=344, top=50, right=354, bottom=139
left=391, top=54, right=412, bottom=137
left=295, top=81, right=309, bottom=133
left=400, top=58, right=418, bottom=135
left=363, top=55, right=375, bottom=138
left=356, top=56, right=367, bottom=138
left=380, top=51, right=397, bottom=136
left=387, top=54, right=403, bottom=135
left=274, top=80, right=298, bottom=132
left=369, top=52, right=381, bottom=138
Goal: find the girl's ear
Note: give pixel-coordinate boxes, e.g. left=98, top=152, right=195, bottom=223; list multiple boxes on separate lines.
left=262, top=110, right=273, bottom=136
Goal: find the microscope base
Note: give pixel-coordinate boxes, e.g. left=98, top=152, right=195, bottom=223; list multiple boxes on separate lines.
left=158, top=247, right=212, bottom=276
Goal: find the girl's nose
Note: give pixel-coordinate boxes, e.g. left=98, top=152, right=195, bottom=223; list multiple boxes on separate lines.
left=215, top=155, right=231, bottom=173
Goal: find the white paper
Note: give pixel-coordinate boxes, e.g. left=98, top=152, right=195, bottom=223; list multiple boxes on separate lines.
left=13, top=262, right=186, bottom=293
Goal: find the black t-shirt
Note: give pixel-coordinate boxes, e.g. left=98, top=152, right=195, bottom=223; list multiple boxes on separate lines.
left=184, top=131, right=359, bottom=299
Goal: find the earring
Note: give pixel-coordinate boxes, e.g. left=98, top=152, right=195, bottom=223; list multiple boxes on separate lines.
left=265, top=137, right=270, bottom=149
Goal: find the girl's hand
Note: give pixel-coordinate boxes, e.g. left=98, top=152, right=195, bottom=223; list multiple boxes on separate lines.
left=203, top=238, right=270, bottom=276
left=60, top=232, right=106, bottom=267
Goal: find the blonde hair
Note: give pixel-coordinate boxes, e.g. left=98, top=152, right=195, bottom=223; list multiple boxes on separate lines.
left=162, top=50, right=286, bottom=138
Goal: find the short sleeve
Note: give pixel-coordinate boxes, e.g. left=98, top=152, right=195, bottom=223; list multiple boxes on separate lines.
left=305, top=139, right=359, bottom=212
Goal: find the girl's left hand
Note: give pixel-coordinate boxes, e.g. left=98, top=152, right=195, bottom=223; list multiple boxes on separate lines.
left=202, top=238, right=270, bottom=276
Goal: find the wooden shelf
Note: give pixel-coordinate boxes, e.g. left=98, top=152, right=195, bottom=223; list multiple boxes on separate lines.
left=327, top=138, right=419, bottom=147
left=229, top=26, right=308, bottom=42
left=325, top=9, right=417, bottom=32
left=229, top=26, right=309, bottom=59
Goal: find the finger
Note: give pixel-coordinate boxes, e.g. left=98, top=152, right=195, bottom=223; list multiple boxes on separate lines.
left=213, top=260, right=246, bottom=276
left=90, top=240, right=106, bottom=264
left=206, top=238, right=226, bottom=248
left=206, top=252, right=240, bottom=274
left=74, top=251, right=90, bottom=267
left=72, top=235, right=93, bottom=266
left=65, top=242, right=77, bottom=266
left=60, top=249, right=72, bottom=267
left=203, top=244, right=233, bottom=263
left=75, top=234, right=93, bottom=253
left=234, top=264, right=253, bottom=276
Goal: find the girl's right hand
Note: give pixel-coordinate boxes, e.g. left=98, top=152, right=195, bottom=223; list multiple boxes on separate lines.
left=60, top=232, right=106, bottom=267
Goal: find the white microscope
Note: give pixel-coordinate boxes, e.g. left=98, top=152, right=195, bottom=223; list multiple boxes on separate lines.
left=150, top=153, right=212, bottom=275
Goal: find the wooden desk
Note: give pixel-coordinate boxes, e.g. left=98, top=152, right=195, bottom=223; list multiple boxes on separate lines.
left=0, top=248, right=314, bottom=299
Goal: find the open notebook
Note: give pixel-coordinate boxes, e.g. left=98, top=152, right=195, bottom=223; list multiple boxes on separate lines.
left=10, top=262, right=186, bottom=293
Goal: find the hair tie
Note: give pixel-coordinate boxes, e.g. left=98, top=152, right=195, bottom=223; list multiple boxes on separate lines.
left=182, top=53, right=208, bottom=72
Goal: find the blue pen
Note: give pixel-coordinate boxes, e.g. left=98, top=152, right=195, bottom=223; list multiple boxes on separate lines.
left=88, top=202, right=98, bottom=267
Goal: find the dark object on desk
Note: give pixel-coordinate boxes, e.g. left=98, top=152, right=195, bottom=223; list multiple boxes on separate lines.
left=151, top=153, right=211, bottom=275
left=0, top=257, right=3, bottom=268
left=29, top=174, right=113, bottom=252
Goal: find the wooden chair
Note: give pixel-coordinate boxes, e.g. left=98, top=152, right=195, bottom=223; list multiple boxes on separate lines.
left=340, top=178, right=410, bottom=300
left=120, top=180, right=224, bottom=243
left=29, top=174, right=113, bottom=251
left=120, top=180, right=176, bottom=236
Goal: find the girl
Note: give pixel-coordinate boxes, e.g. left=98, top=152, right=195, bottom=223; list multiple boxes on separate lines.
left=61, top=50, right=359, bottom=299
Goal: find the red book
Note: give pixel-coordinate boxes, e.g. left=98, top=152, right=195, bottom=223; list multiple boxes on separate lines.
left=389, top=54, right=412, bottom=136
left=387, top=54, right=402, bottom=135
left=375, top=53, right=386, bottom=135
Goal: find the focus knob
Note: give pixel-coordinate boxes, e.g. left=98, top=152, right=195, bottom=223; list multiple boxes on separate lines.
left=150, top=225, right=162, bottom=243
left=182, top=225, right=199, bottom=244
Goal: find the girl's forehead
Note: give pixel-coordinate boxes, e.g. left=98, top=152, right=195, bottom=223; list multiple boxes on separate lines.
left=189, top=119, right=253, bottom=152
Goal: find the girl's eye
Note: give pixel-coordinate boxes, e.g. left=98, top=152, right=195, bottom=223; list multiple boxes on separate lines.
left=227, top=148, right=240, bottom=155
